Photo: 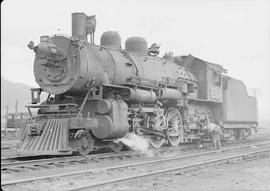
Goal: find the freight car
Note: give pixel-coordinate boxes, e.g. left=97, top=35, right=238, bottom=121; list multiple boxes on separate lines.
left=17, top=12, right=258, bottom=156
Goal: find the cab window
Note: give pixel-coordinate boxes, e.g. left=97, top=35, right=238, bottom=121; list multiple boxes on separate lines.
left=212, top=70, right=221, bottom=86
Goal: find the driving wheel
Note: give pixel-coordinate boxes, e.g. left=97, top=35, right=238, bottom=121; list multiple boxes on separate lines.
left=146, top=113, right=166, bottom=148
left=165, top=107, right=183, bottom=146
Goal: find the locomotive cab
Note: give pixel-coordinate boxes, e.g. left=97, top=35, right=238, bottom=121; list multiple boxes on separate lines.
left=181, top=55, right=226, bottom=102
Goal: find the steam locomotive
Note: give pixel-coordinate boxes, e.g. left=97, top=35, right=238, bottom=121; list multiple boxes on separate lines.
left=18, top=12, right=258, bottom=156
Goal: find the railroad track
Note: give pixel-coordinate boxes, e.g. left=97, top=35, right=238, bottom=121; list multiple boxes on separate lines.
left=1, top=141, right=201, bottom=169
left=1, top=150, right=140, bottom=171
left=1, top=145, right=190, bottom=173
left=2, top=135, right=269, bottom=173
left=0, top=136, right=266, bottom=170
left=2, top=129, right=269, bottom=160
left=2, top=131, right=269, bottom=161
left=2, top=141, right=270, bottom=190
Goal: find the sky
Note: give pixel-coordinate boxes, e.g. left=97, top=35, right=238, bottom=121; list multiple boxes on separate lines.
left=1, top=0, right=270, bottom=120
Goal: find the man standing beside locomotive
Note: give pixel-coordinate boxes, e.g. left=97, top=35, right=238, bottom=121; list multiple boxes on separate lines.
left=200, top=117, right=222, bottom=150
left=207, top=121, right=222, bottom=150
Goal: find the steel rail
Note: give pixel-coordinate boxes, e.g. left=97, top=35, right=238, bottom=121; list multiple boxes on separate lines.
left=1, top=150, right=138, bottom=169
left=2, top=141, right=270, bottom=187
left=1, top=145, right=185, bottom=170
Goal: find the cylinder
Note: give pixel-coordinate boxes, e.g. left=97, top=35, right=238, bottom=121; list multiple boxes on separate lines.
left=92, top=115, right=113, bottom=139
left=72, top=12, right=87, bottom=40
left=92, top=100, right=128, bottom=139
left=96, top=99, right=112, bottom=114
left=92, top=114, right=128, bottom=139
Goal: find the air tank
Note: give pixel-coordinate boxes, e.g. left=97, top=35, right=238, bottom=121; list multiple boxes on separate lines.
left=160, top=88, right=181, bottom=100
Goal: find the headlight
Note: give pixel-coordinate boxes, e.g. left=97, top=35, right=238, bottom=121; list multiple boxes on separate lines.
left=50, top=47, right=57, bottom=53
left=40, top=35, right=49, bottom=42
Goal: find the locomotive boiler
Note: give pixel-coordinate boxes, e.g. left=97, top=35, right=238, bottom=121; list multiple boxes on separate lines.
left=17, top=12, right=258, bottom=156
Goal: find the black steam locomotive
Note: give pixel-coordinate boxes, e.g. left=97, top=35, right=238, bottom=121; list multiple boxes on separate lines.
left=17, top=12, right=258, bottom=156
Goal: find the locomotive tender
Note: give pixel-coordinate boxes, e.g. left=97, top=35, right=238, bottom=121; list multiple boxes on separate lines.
left=18, top=12, right=258, bottom=156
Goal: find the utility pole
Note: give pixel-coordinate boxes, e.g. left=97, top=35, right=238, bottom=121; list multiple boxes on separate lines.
left=5, top=104, right=9, bottom=119
left=252, top=88, right=256, bottom=97
left=5, top=104, right=9, bottom=132
left=249, top=88, right=262, bottom=98
left=15, top=100, right=18, bottom=117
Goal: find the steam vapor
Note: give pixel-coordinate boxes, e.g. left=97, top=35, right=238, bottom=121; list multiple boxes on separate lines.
left=115, top=133, right=155, bottom=157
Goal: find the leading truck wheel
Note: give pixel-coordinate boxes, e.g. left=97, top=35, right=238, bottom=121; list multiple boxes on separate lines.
left=165, top=108, right=183, bottom=146
left=75, top=130, right=95, bottom=156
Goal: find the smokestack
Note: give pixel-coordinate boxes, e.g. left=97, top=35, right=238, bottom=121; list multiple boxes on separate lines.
left=72, top=12, right=87, bottom=40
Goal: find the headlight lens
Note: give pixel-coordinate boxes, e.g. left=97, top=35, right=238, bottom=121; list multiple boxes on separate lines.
left=40, top=35, right=49, bottom=42
left=50, top=47, right=57, bottom=53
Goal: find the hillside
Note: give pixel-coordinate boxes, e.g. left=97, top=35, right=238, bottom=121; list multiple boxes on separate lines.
left=1, top=77, right=33, bottom=114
